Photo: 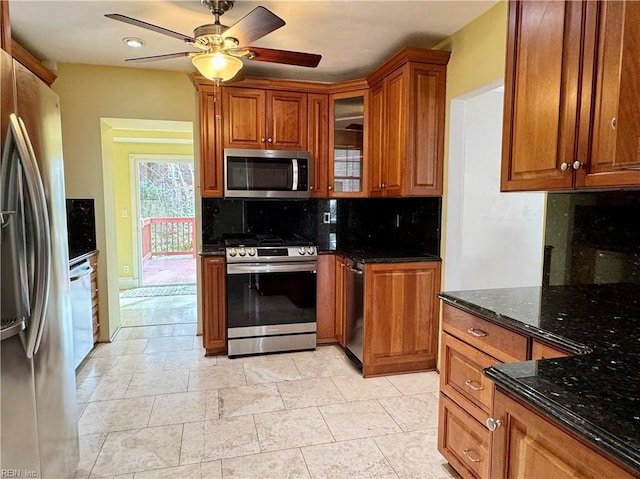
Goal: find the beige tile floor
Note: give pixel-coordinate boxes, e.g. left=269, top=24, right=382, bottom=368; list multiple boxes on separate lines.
left=75, top=295, right=459, bottom=479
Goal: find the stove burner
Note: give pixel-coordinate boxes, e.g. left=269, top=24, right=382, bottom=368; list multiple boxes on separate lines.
left=222, top=234, right=314, bottom=248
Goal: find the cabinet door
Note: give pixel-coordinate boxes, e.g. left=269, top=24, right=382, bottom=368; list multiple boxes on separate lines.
left=201, top=257, right=226, bottom=355
left=199, top=85, right=223, bottom=197
left=266, top=90, right=307, bottom=150
left=307, top=93, right=330, bottom=197
left=222, top=87, right=266, bottom=149
left=383, top=67, right=406, bottom=196
left=368, top=81, right=385, bottom=196
left=407, top=64, right=446, bottom=196
left=491, top=389, right=636, bottom=479
left=363, top=261, right=441, bottom=376
left=501, top=1, right=584, bottom=191
left=330, top=91, right=367, bottom=197
left=316, top=254, right=337, bottom=343
left=531, top=340, right=569, bottom=360
left=580, top=1, right=640, bottom=186
left=334, top=256, right=347, bottom=346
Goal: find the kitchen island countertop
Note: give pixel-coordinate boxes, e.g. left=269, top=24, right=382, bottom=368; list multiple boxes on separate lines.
left=439, top=284, right=640, bottom=474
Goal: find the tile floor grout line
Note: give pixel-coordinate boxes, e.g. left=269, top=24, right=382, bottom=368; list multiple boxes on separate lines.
left=375, top=398, right=405, bottom=433
left=85, top=429, right=109, bottom=478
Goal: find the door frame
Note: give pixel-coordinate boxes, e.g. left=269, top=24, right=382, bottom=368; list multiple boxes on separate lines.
left=129, top=154, right=194, bottom=287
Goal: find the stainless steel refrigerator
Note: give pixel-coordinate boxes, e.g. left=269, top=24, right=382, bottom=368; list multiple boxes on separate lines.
left=1, top=49, right=79, bottom=478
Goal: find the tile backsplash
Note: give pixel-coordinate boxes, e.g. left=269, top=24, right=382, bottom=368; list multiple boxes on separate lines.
left=202, top=197, right=441, bottom=256
left=544, top=191, right=640, bottom=285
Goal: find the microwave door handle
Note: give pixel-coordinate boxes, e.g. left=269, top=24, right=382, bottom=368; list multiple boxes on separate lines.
left=292, top=159, right=299, bottom=191
left=14, top=115, right=52, bottom=358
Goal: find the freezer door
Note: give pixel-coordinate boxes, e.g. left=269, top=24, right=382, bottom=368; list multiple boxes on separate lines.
left=0, top=61, right=78, bottom=479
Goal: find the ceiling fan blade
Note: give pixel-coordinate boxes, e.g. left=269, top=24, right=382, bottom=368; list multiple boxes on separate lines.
left=223, top=6, right=285, bottom=46
left=124, top=52, right=193, bottom=63
left=105, top=14, right=195, bottom=43
left=245, top=47, right=321, bottom=68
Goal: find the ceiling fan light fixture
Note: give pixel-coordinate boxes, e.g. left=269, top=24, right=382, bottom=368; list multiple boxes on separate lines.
left=192, top=51, right=243, bottom=84
left=123, top=37, right=145, bottom=48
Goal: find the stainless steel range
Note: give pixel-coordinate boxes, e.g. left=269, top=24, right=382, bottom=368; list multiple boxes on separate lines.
left=224, top=235, right=317, bottom=357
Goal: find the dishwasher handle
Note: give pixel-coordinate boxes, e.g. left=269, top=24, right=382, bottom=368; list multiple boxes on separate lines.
left=345, top=265, right=363, bottom=275
left=70, top=262, right=93, bottom=281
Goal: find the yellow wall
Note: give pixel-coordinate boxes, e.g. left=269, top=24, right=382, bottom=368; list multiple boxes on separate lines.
left=52, top=64, right=197, bottom=341
left=111, top=130, right=193, bottom=282
left=433, top=1, right=508, bottom=270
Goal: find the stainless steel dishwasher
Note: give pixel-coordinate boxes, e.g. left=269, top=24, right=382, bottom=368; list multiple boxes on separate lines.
left=70, top=259, right=93, bottom=368
left=344, top=259, right=364, bottom=368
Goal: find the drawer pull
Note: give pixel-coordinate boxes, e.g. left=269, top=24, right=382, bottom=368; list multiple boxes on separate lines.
left=462, top=449, right=481, bottom=463
left=464, top=379, right=484, bottom=391
left=467, top=327, right=487, bottom=338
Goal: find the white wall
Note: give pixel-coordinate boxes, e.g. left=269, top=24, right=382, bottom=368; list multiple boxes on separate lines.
left=444, top=87, right=546, bottom=291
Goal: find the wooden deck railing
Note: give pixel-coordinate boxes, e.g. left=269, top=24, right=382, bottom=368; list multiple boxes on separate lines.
left=141, top=217, right=196, bottom=260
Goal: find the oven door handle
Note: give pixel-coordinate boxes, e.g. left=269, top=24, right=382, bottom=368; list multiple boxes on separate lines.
left=227, top=262, right=317, bottom=274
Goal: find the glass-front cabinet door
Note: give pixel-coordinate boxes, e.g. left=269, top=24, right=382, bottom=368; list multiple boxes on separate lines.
left=329, top=90, right=367, bottom=196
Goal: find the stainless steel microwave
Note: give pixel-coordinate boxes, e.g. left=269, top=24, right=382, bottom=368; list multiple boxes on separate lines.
left=224, top=148, right=311, bottom=198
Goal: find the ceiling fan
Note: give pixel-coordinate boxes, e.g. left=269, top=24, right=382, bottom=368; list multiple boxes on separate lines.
left=106, top=0, right=322, bottom=84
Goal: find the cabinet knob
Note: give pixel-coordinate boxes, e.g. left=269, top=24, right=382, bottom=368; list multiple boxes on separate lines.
left=611, top=117, right=617, bottom=130
left=261, top=138, right=266, bottom=143
left=309, top=185, right=314, bottom=190
left=382, top=183, right=387, bottom=189
left=560, top=162, right=570, bottom=171
left=328, top=185, right=333, bottom=191
left=486, top=417, right=503, bottom=431
left=572, top=161, right=583, bottom=170
left=267, top=138, right=273, bottom=143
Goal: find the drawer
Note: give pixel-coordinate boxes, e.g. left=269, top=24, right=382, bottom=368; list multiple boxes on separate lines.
left=531, top=340, right=570, bottom=360
left=441, top=332, right=498, bottom=422
left=438, top=393, right=491, bottom=479
left=442, top=304, right=528, bottom=363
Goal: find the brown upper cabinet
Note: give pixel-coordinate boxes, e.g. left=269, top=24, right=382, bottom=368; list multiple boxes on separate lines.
left=307, top=93, right=330, bottom=197
left=367, top=49, right=450, bottom=197
left=222, top=87, right=308, bottom=150
left=501, top=0, right=640, bottom=192
left=329, top=89, right=368, bottom=197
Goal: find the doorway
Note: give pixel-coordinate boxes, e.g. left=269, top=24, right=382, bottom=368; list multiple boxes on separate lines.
left=444, top=83, right=546, bottom=290
left=133, top=155, right=196, bottom=287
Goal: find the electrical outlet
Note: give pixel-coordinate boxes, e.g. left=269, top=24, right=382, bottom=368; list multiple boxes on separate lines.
left=123, top=265, right=130, bottom=273
left=121, top=209, right=128, bottom=218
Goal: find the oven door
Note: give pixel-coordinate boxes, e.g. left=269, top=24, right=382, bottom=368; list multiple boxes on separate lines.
left=226, top=261, right=317, bottom=356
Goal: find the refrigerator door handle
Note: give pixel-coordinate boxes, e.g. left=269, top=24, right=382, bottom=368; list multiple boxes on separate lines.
left=10, top=115, right=52, bottom=358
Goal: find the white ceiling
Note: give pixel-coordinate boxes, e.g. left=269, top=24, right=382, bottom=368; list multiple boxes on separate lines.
left=9, top=0, right=498, bottom=83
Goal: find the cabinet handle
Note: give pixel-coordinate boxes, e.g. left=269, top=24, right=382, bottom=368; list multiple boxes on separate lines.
left=328, top=185, right=333, bottom=191
left=268, top=138, right=273, bottom=143
left=261, top=137, right=266, bottom=143
left=462, top=449, right=481, bottom=463
left=467, top=327, right=487, bottom=338
left=382, top=183, right=387, bottom=189
left=611, top=117, right=617, bottom=130
left=464, top=379, right=484, bottom=391
left=572, top=161, right=583, bottom=170
left=486, top=417, right=503, bottom=431
left=309, top=185, right=314, bottom=190
left=560, top=162, right=569, bottom=171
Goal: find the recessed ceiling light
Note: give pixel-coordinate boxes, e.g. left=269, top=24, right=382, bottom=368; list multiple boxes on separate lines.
left=123, top=37, right=145, bottom=48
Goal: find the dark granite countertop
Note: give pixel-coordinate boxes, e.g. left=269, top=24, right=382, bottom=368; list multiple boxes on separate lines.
left=439, top=284, right=640, bottom=474
left=69, top=249, right=97, bottom=267
left=199, top=243, right=225, bottom=256
left=321, top=248, right=441, bottom=263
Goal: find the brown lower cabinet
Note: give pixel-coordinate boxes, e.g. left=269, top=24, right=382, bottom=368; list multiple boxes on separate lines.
left=363, top=261, right=441, bottom=376
left=439, top=303, right=635, bottom=479
left=201, top=256, right=226, bottom=355
left=316, top=254, right=338, bottom=344
left=491, top=388, right=636, bottom=479
left=88, top=251, right=99, bottom=343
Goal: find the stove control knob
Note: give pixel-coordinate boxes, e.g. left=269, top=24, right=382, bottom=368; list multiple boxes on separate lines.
left=306, top=246, right=315, bottom=255
left=238, top=248, right=247, bottom=257
left=298, top=247, right=306, bottom=255
left=248, top=248, right=257, bottom=256
left=228, top=248, right=237, bottom=257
